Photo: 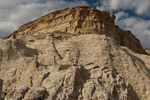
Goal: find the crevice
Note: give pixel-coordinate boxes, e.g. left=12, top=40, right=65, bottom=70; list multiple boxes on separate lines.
left=91, top=86, right=96, bottom=97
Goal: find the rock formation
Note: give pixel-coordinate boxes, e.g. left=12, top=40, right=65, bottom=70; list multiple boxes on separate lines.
left=144, top=48, right=150, bottom=55
left=6, top=6, right=144, bottom=54
left=5, top=85, right=45, bottom=100
left=0, top=6, right=150, bottom=100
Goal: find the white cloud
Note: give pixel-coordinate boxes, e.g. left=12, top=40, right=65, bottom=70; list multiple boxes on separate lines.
left=115, top=12, right=150, bottom=48
left=115, top=12, right=129, bottom=20
left=96, top=6, right=106, bottom=11
left=0, top=0, right=89, bottom=37
left=96, top=0, right=150, bottom=16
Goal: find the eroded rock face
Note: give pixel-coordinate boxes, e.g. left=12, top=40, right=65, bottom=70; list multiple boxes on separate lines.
left=5, top=6, right=144, bottom=54
left=0, top=36, right=35, bottom=62
left=0, top=34, right=150, bottom=100
left=5, top=85, right=45, bottom=100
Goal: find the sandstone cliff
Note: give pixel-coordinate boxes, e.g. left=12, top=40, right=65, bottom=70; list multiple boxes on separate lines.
left=5, top=6, right=144, bottom=54
left=0, top=6, right=150, bottom=100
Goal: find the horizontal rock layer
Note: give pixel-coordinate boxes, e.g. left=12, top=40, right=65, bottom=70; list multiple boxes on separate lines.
left=5, top=6, right=145, bottom=54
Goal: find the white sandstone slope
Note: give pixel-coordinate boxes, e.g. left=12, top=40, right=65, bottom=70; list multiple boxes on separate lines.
left=0, top=34, right=149, bottom=100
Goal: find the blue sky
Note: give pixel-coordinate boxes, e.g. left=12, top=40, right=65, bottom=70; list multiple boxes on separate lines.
left=0, top=0, right=150, bottom=48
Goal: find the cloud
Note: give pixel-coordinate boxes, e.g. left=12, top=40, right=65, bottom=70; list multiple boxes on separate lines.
left=115, top=12, right=150, bottom=48
left=115, top=12, right=129, bottom=20
left=96, top=6, right=106, bottom=11
left=0, top=0, right=89, bottom=37
left=96, top=0, right=150, bottom=16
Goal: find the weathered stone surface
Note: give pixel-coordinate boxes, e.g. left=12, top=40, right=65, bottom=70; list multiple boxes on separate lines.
left=0, top=6, right=150, bottom=100
left=5, top=85, right=45, bottom=100
left=0, top=34, right=150, bottom=100
left=5, top=6, right=144, bottom=54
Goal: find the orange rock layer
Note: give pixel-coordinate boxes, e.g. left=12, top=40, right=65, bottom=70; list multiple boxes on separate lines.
left=6, top=6, right=145, bottom=54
